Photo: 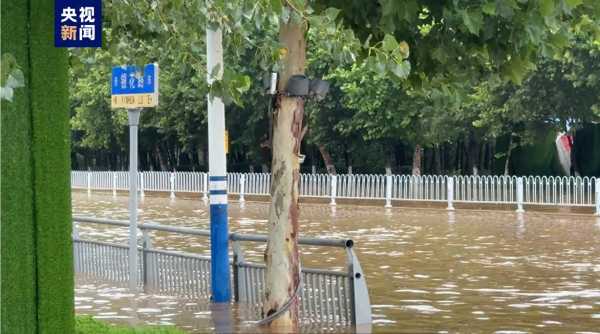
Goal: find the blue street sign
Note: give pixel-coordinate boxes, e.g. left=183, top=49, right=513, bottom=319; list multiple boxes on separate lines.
left=111, top=63, right=159, bottom=109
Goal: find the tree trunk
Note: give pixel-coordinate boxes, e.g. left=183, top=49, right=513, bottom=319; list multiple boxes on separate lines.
left=434, top=145, right=442, bottom=175
left=318, top=145, right=336, bottom=175
left=412, top=144, right=422, bottom=176
left=468, top=133, right=480, bottom=175
left=263, top=16, right=305, bottom=331
left=155, top=145, right=169, bottom=171
left=504, top=135, right=513, bottom=176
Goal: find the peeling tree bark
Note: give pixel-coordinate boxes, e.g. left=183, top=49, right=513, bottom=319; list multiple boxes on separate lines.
left=318, top=144, right=336, bottom=175
left=412, top=144, right=422, bottom=176
left=262, top=16, right=306, bottom=331
left=504, top=135, right=514, bottom=176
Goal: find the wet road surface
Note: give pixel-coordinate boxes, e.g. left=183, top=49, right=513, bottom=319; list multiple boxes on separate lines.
left=73, top=192, right=600, bottom=333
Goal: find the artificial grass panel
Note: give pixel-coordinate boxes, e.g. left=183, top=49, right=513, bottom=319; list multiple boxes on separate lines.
left=0, top=0, right=38, bottom=333
left=75, top=316, right=186, bottom=334
left=1, top=0, right=74, bottom=332
left=29, top=0, right=75, bottom=332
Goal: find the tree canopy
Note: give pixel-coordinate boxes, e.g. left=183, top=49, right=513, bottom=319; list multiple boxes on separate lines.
left=69, top=0, right=600, bottom=176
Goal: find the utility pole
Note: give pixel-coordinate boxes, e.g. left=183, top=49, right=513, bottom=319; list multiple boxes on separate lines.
left=207, top=26, right=231, bottom=302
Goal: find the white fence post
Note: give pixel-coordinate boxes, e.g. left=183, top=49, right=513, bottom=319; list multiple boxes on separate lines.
left=240, top=174, right=246, bottom=203
left=202, top=172, right=208, bottom=200
left=140, top=172, right=145, bottom=198
left=170, top=172, right=175, bottom=199
left=447, top=176, right=455, bottom=211
left=112, top=171, right=117, bottom=197
left=595, top=179, right=600, bottom=216
left=385, top=174, right=392, bottom=208
left=516, top=176, right=525, bottom=213
left=330, top=174, right=337, bottom=206
left=87, top=170, right=91, bottom=195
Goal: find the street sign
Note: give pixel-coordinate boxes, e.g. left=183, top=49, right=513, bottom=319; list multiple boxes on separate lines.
left=111, top=63, right=159, bottom=109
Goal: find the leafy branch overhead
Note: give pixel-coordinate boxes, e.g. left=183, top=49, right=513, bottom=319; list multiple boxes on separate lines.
left=68, top=0, right=600, bottom=174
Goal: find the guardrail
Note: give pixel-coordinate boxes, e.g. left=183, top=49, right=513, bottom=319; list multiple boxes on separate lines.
left=72, top=171, right=600, bottom=215
left=72, top=216, right=372, bottom=326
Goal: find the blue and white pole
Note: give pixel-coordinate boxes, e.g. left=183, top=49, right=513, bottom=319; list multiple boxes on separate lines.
left=206, top=26, right=231, bottom=303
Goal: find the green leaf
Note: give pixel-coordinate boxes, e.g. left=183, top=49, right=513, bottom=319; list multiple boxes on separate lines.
left=382, top=34, right=398, bottom=52
left=482, top=2, right=496, bottom=16
left=539, top=0, right=555, bottom=17
left=565, top=0, right=583, bottom=9
left=502, top=56, right=533, bottom=84
left=390, top=61, right=411, bottom=78
left=462, top=9, right=484, bottom=36
left=270, top=0, right=282, bottom=14
left=548, top=31, right=569, bottom=51
left=323, top=7, right=340, bottom=21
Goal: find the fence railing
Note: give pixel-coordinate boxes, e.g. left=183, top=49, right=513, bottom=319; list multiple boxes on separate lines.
left=72, top=171, right=600, bottom=214
left=72, top=216, right=372, bottom=326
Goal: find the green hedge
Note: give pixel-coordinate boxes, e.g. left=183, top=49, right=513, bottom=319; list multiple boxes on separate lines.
left=1, top=0, right=36, bottom=331
left=1, top=0, right=74, bottom=332
left=75, top=316, right=186, bottom=334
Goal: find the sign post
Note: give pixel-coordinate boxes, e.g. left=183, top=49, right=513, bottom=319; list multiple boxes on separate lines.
left=111, top=63, right=159, bottom=291
left=207, top=27, right=231, bottom=303
left=126, top=109, right=141, bottom=291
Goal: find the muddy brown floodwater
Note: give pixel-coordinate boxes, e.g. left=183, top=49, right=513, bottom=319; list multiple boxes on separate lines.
left=72, top=191, right=600, bottom=333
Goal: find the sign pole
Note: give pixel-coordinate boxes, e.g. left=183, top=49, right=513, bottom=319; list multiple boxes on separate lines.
left=127, top=108, right=141, bottom=291
left=111, top=63, right=158, bottom=292
left=207, top=26, right=231, bottom=303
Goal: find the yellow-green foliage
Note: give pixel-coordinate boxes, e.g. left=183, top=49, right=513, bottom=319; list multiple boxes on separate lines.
left=75, top=316, right=186, bottom=334
left=1, top=0, right=73, bottom=332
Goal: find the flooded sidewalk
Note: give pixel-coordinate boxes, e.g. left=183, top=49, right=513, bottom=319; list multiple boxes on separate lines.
left=73, top=192, right=600, bottom=333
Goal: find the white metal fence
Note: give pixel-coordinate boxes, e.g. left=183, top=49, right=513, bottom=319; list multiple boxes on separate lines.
left=73, top=216, right=372, bottom=326
left=72, top=171, right=600, bottom=215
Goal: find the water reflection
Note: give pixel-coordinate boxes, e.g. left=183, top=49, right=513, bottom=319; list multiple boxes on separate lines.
left=516, top=212, right=526, bottom=239
left=73, top=192, right=600, bottom=333
left=447, top=211, right=456, bottom=225
left=210, top=303, right=233, bottom=334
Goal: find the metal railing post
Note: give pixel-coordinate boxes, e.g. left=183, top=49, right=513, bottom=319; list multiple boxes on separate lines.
left=595, top=179, right=600, bottom=216
left=447, top=176, right=455, bottom=211
left=72, top=224, right=80, bottom=272
left=330, top=174, right=337, bottom=206
left=239, top=174, right=246, bottom=203
left=87, top=170, right=91, bottom=195
left=142, top=229, right=153, bottom=293
left=516, top=177, right=525, bottom=213
left=202, top=172, right=208, bottom=201
left=140, top=172, right=145, bottom=198
left=170, top=172, right=175, bottom=199
left=346, top=246, right=372, bottom=325
left=112, top=171, right=117, bottom=197
left=385, top=174, right=392, bottom=208
left=231, top=240, right=245, bottom=302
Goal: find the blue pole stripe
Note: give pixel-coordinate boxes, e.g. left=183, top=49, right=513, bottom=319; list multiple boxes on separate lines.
left=209, top=176, right=227, bottom=181
left=210, top=203, right=230, bottom=302
left=210, top=189, right=227, bottom=195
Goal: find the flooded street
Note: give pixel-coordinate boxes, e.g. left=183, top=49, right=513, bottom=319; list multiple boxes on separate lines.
left=73, top=192, right=600, bottom=333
